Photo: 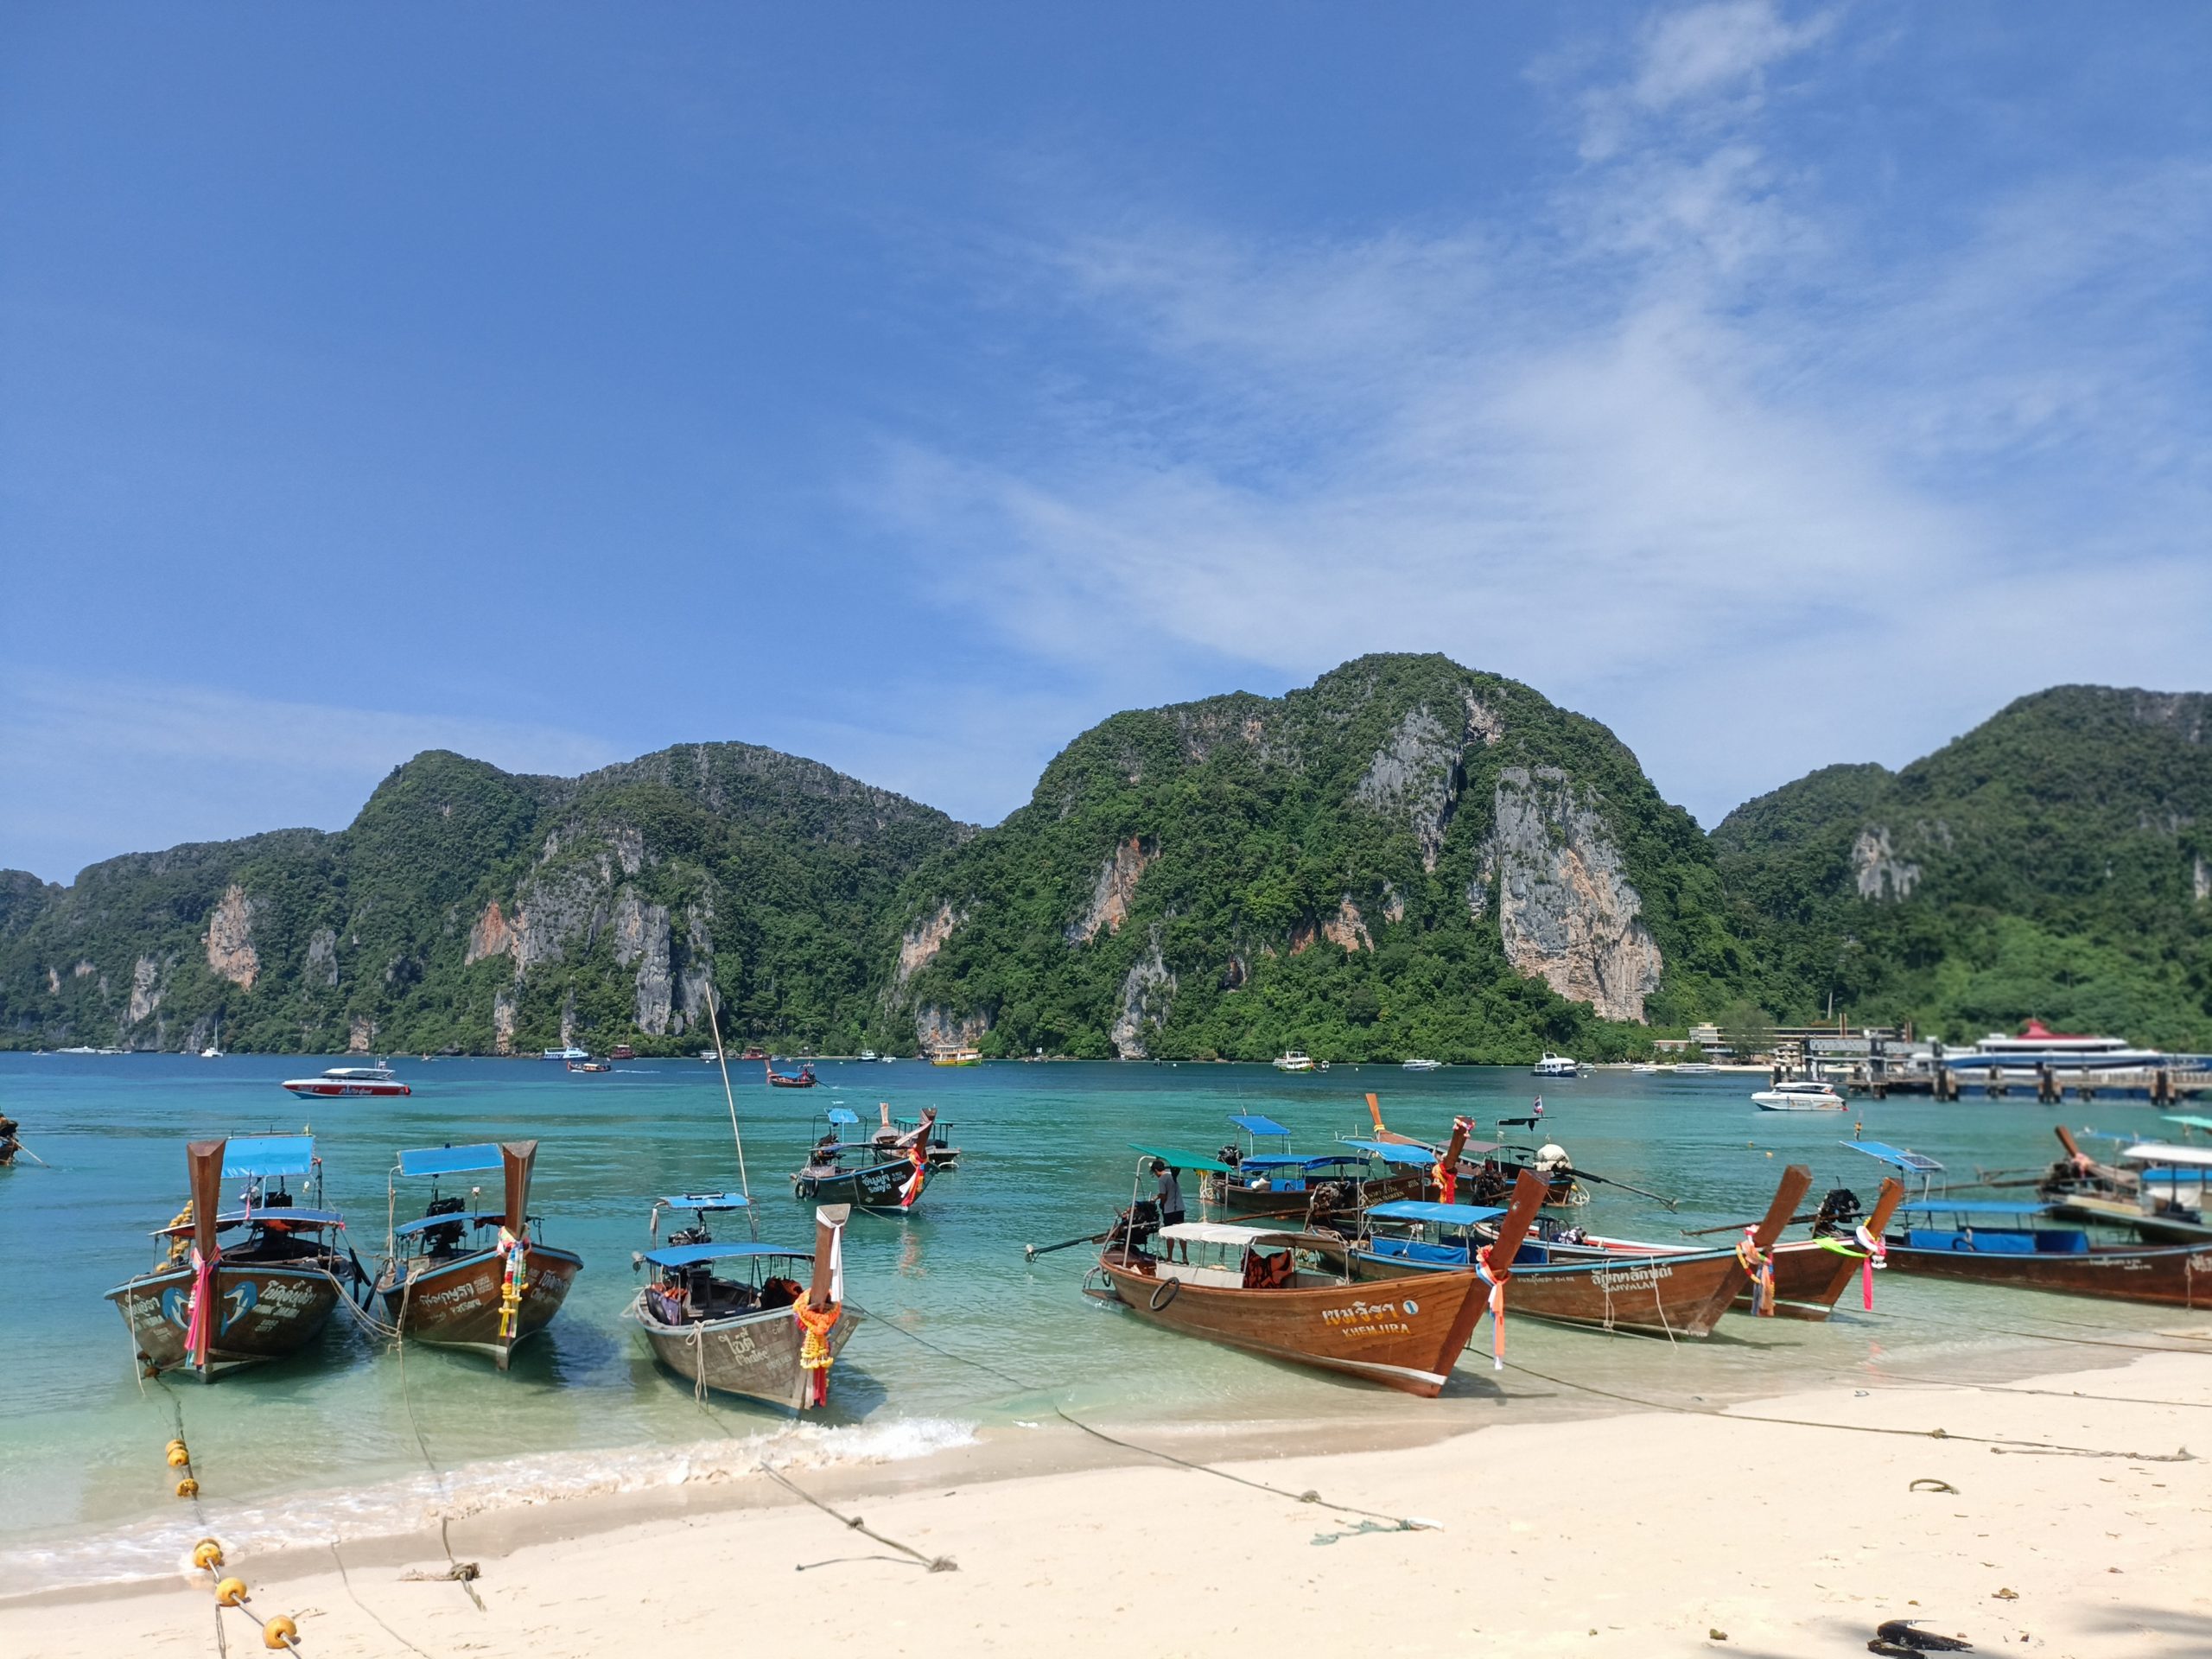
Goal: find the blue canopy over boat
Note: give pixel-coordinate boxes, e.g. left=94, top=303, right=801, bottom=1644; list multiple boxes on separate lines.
left=658, top=1192, right=749, bottom=1210
left=392, top=1211, right=505, bottom=1236
left=825, top=1107, right=860, bottom=1126
left=1843, top=1141, right=1946, bottom=1174
left=397, top=1143, right=504, bottom=1178
left=643, top=1242, right=809, bottom=1268
left=1338, top=1138, right=1435, bottom=1167
left=1897, top=1199, right=2051, bottom=1217
left=1229, top=1114, right=1290, bottom=1138
left=1366, top=1199, right=1510, bottom=1226
left=1128, top=1144, right=1238, bottom=1174
left=223, top=1135, right=315, bottom=1179
left=2163, top=1115, right=2212, bottom=1134
left=1237, top=1154, right=1337, bottom=1171
left=156, top=1207, right=345, bottom=1235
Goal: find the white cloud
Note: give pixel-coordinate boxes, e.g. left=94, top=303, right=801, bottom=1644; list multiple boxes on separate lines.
left=866, top=3, right=2212, bottom=826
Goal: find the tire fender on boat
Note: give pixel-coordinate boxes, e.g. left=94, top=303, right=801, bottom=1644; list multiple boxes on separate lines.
left=1147, top=1277, right=1180, bottom=1312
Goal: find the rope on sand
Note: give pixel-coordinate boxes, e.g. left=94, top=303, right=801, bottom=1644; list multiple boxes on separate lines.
left=1501, top=1359, right=2196, bottom=1462
left=1051, top=1409, right=1442, bottom=1530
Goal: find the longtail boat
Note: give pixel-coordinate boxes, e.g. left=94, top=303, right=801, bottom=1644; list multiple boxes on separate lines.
left=1349, top=1165, right=1814, bottom=1338
left=376, top=1141, right=582, bottom=1370
left=107, top=1135, right=365, bottom=1380
left=1481, top=1170, right=1909, bottom=1321
left=1083, top=1167, right=1549, bottom=1395
left=874, top=1102, right=960, bottom=1169
left=2037, top=1127, right=2212, bottom=1244
left=765, top=1057, right=818, bottom=1089
left=792, top=1109, right=930, bottom=1214
left=0, top=1113, right=21, bottom=1167
left=1358, top=1093, right=1582, bottom=1208
left=1882, top=1197, right=2212, bottom=1307
left=630, top=1193, right=861, bottom=1409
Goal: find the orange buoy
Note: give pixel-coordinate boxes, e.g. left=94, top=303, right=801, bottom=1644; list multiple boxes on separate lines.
left=260, top=1614, right=298, bottom=1649
left=168, top=1443, right=194, bottom=1468
left=192, top=1539, right=226, bottom=1570
left=214, top=1576, right=249, bottom=1607
left=175, top=1477, right=200, bottom=1498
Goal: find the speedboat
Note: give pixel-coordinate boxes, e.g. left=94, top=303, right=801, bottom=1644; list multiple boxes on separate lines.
left=1272, top=1051, right=1318, bottom=1072
left=1400, top=1058, right=1442, bottom=1071
left=1751, top=1079, right=1847, bottom=1112
left=543, top=1046, right=589, bottom=1062
left=282, top=1065, right=410, bottom=1099
left=1532, top=1053, right=1579, bottom=1078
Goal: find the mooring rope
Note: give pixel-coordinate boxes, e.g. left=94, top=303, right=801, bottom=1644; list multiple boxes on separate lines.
left=1501, top=1358, right=2195, bottom=1462
left=328, top=1543, right=433, bottom=1659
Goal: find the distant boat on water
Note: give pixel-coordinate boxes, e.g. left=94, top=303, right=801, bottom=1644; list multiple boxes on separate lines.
left=543, top=1046, right=589, bottom=1062
left=1400, top=1058, right=1442, bottom=1071
left=1751, top=1080, right=1847, bottom=1112
left=931, top=1046, right=982, bottom=1067
left=200, top=1018, right=223, bottom=1060
left=1532, top=1053, right=1579, bottom=1078
left=1272, top=1051, right=1318, bottom=1072
left=283, top=1065, right=410, bottom=1099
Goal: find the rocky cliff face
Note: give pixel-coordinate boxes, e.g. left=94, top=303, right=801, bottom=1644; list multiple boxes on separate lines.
left=0, top=744, right=963, bottom=1053
left=878, top=653, right=1732, bottom=1061
left=1479, top=768, right=1663, bottom=1023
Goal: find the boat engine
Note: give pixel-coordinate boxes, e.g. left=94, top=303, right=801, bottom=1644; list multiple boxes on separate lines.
left=1811, top=1186, right=1862, bottom=1236
left=1106, top=1198, right=1161, bottom=1252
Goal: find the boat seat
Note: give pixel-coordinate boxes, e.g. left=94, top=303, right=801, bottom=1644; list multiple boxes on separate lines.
left=1153, top=1261, right=1243, bottom=1288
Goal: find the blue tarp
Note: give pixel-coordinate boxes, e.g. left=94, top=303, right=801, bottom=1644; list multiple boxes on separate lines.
left=643, top=1242, right=808, bottom=1268
left=1229, top=1114, right=1290, bottom=1139
left=1238, top=1154, right=1332, bottom=1170
left=223, top=1135, right=315, bottom=1179
left=397, top=1143, right=504, bottom=1178
left=156, top=1208, right=344, bottom=1235
left=1338, top=1139, right=1436, bottom=1167
left=1844, top=1141, right=1946, bottom=1174
left=1366, top=1199, right=1510, bottom=1226
left=658, top=1192, right=749, bottom=1210
left=393, top=1211, right=502, bottom=1236
left=1897, top=1199, right=2050, bottom=1217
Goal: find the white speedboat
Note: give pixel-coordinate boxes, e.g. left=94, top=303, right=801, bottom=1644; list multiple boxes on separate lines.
left=282, top=1064, right=411, bottom=1099
left=1532, top=1053, right=1579, bottom=1078
left=857, top=1049, right=879, bottom=1063
left=1751, top=1079, right=1847, bottom=1112
left=543, top=1046, right=589, bottom=1062
left=1272, top=1051, right=1318, bottom=1072
left=1400, top=1058, right=1442, bottom=1071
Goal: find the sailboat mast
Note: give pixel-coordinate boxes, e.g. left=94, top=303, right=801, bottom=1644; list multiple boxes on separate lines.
left=702, top=981, right=759, bottom=1241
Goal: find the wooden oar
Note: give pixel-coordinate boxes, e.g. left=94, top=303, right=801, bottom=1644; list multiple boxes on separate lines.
left=1025, top=1230, right=1109, bottom=1261
left=1557, top=1166, right=1680, bottom=1211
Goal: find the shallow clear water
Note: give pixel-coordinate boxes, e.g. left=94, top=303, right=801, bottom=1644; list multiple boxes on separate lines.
left=0, top=1052, right=2198, bottom=1587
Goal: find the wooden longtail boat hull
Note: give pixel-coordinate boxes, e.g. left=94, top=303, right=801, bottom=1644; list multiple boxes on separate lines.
left=1091, top=1251, right=1492, bottom=1395
left=1882, top=1239, right=2212, bottom=1307
left=1350, top=1243, right=1749, bottom=1338
left=108, top=1262, right=346, bottom=1378
left=379, top=1243, right=582, bottom=1361
left=635, top=1301, right=861, bottom=1410
left=793, top=1160, right=921, bottom=1212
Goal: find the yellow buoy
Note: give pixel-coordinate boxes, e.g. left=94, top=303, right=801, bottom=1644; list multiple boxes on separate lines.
left=168, top=1443, right=194, bottom=1468
left=214, top=1576, right=249, bottom=1607
left=175, top=1477, right=200, bottom=1498
left=192, top=1539, right=226, bottom=1570
left=261, top=1614, right=298, bottom=1649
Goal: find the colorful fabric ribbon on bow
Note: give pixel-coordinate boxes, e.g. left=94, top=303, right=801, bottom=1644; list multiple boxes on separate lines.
left=1853, top=1221, right=1886, bottom=1310
left=899, top=1142, right=928, bottom=1209
left=1473, top=1243, right=1510, bottom=1370
left=495, top=1227, right=530, bottom=1339
left=1735, top=1228, right=1775, bottom=1317
left=184, top=1245, right=219, bottom=1369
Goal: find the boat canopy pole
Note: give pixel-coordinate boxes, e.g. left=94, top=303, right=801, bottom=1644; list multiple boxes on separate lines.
left=702, top=979, right=759, bottom=1242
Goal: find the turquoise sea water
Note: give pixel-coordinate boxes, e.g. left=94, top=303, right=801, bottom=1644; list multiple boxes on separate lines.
left=0, top=1052, right=2197, bottom=1590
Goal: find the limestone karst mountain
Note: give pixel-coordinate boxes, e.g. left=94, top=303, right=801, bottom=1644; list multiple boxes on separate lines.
left=873, top=654, right=1740, bottom=1062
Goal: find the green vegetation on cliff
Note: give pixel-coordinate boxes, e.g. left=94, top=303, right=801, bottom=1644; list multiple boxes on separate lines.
left=874, top=655, right=1742, bottom=1063
left=1714, top=687, right=2212, bottom=1047
left=0, top=744, right=965, bottom=1055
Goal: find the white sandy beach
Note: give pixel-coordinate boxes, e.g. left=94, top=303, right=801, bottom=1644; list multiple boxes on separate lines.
left=5, top=1348, right=2207, bottom=1659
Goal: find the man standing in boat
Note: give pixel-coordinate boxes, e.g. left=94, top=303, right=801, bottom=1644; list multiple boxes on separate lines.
left=1152, top=1158, right=1185, bottom=1233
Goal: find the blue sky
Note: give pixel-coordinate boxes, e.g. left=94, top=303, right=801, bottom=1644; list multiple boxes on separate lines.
left=4, top=2, right=2207, bottom=882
